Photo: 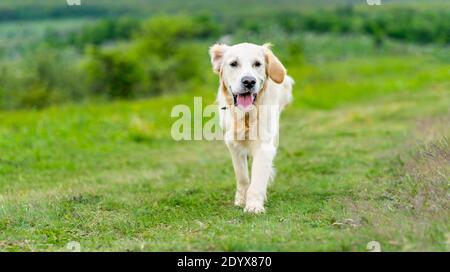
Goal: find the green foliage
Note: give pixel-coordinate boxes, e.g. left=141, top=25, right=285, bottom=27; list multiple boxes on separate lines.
left=85, top=16, right=205, bottom=99
left=0, top=0, right=355, bottom=21
left=270, top=6, right=450, bottom=45
left=0, top=2, right=449, bottom=110
left=0, top=46, right=85, bottom=109
left=85, top=46, right=139, bottom=98
left=45, top=17, right=140, bottom=49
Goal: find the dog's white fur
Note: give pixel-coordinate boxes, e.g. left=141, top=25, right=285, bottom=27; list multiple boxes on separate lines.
left=209, top=42, right=293, bottom=213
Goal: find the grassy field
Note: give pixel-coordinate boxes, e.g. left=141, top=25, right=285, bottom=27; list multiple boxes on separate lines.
left=0, top=31, right=449, bottom=251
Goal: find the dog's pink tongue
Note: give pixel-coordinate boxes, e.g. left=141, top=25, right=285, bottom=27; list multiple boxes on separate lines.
left=236, top=93, right=253, bottom=109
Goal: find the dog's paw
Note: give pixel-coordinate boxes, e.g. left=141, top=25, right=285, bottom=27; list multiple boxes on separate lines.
left=234, top=197, right=246, bottom=207
left=244, top=201, right=265, bottom=214
left=234, top=190, right=247, bottom=207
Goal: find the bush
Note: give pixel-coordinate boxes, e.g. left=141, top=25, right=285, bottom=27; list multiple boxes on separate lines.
left=45, top=17, right=141, bottom=49
left=85, top=46, right=139, bottom=98
left=85, top=15, right=205, bottom=99
left=2, top=7, right=448, bottom=110
left=0, top=46, right=86, bottom=109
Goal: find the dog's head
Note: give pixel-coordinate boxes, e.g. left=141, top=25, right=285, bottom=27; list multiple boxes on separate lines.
left=209, top=43, right=286, bottom=112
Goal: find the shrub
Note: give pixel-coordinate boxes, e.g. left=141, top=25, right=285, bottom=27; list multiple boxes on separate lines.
left=85, top=46, right=140, bottom=98
left=84, top=15, right=205, bottom=99
left=0, top=46, right=87, bottom=109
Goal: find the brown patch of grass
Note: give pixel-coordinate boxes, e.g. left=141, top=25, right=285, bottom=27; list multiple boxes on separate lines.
left=340, top=116, right=449, bottom=251
left=402, top=138, right=449, bottom=213
left=413, top=115, right=450, bottom=143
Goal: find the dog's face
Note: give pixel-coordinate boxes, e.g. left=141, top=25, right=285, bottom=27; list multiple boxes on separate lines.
left=210, top=43, right=286, bottom=111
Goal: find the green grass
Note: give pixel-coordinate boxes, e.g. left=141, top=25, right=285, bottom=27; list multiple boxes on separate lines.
left=0, top=35, right=449, bottom=251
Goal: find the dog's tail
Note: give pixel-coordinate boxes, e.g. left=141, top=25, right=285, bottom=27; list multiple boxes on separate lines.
left=280, top=75, right=294, bottom=110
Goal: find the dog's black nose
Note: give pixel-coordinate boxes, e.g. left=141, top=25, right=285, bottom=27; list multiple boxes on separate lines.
left=241, top=76, right=256, bottom=89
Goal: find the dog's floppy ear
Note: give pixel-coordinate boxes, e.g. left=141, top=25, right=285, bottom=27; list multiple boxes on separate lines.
left=209, top=43, right=229, bottom=74
left=263, top=43, right=286, bottom=84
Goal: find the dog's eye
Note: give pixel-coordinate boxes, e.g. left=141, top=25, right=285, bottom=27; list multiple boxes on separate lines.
left=230, top=61, right=238, bottom=68
left=253, top=61, right=262, bottom=68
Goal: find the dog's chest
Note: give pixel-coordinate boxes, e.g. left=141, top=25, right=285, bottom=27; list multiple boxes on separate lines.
left=220, top=106, right=263, bottom=141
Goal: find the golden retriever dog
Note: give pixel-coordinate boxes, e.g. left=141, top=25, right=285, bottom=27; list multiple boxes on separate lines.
left=209, top=43, right=293, bottom=213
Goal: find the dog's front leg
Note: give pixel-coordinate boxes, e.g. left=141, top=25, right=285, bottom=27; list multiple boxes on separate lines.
left=227, top=143, right=250, bottom=207
left=245, top=143, right=276, bottom=213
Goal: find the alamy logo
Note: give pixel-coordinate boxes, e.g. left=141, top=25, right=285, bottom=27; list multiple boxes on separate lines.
left=366, top=0, right=381, bottom=5
left=66, top=241, right=81, bottom=252
left=367, top=241, right=382, bottom=252
left=171, top=97, right=280, bottom=142
left=66, top=0, right=81, bottom=6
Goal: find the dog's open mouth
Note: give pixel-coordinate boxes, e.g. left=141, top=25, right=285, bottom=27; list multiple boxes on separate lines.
left=233, top=92, right=257, bottom=111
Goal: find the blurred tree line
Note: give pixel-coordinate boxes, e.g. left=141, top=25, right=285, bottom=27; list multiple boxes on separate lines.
left=0, top=15, right=220, bottom=109
left=0, top=4, right=448, bottom=110
left=85, top=15, right=216, bottom=99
